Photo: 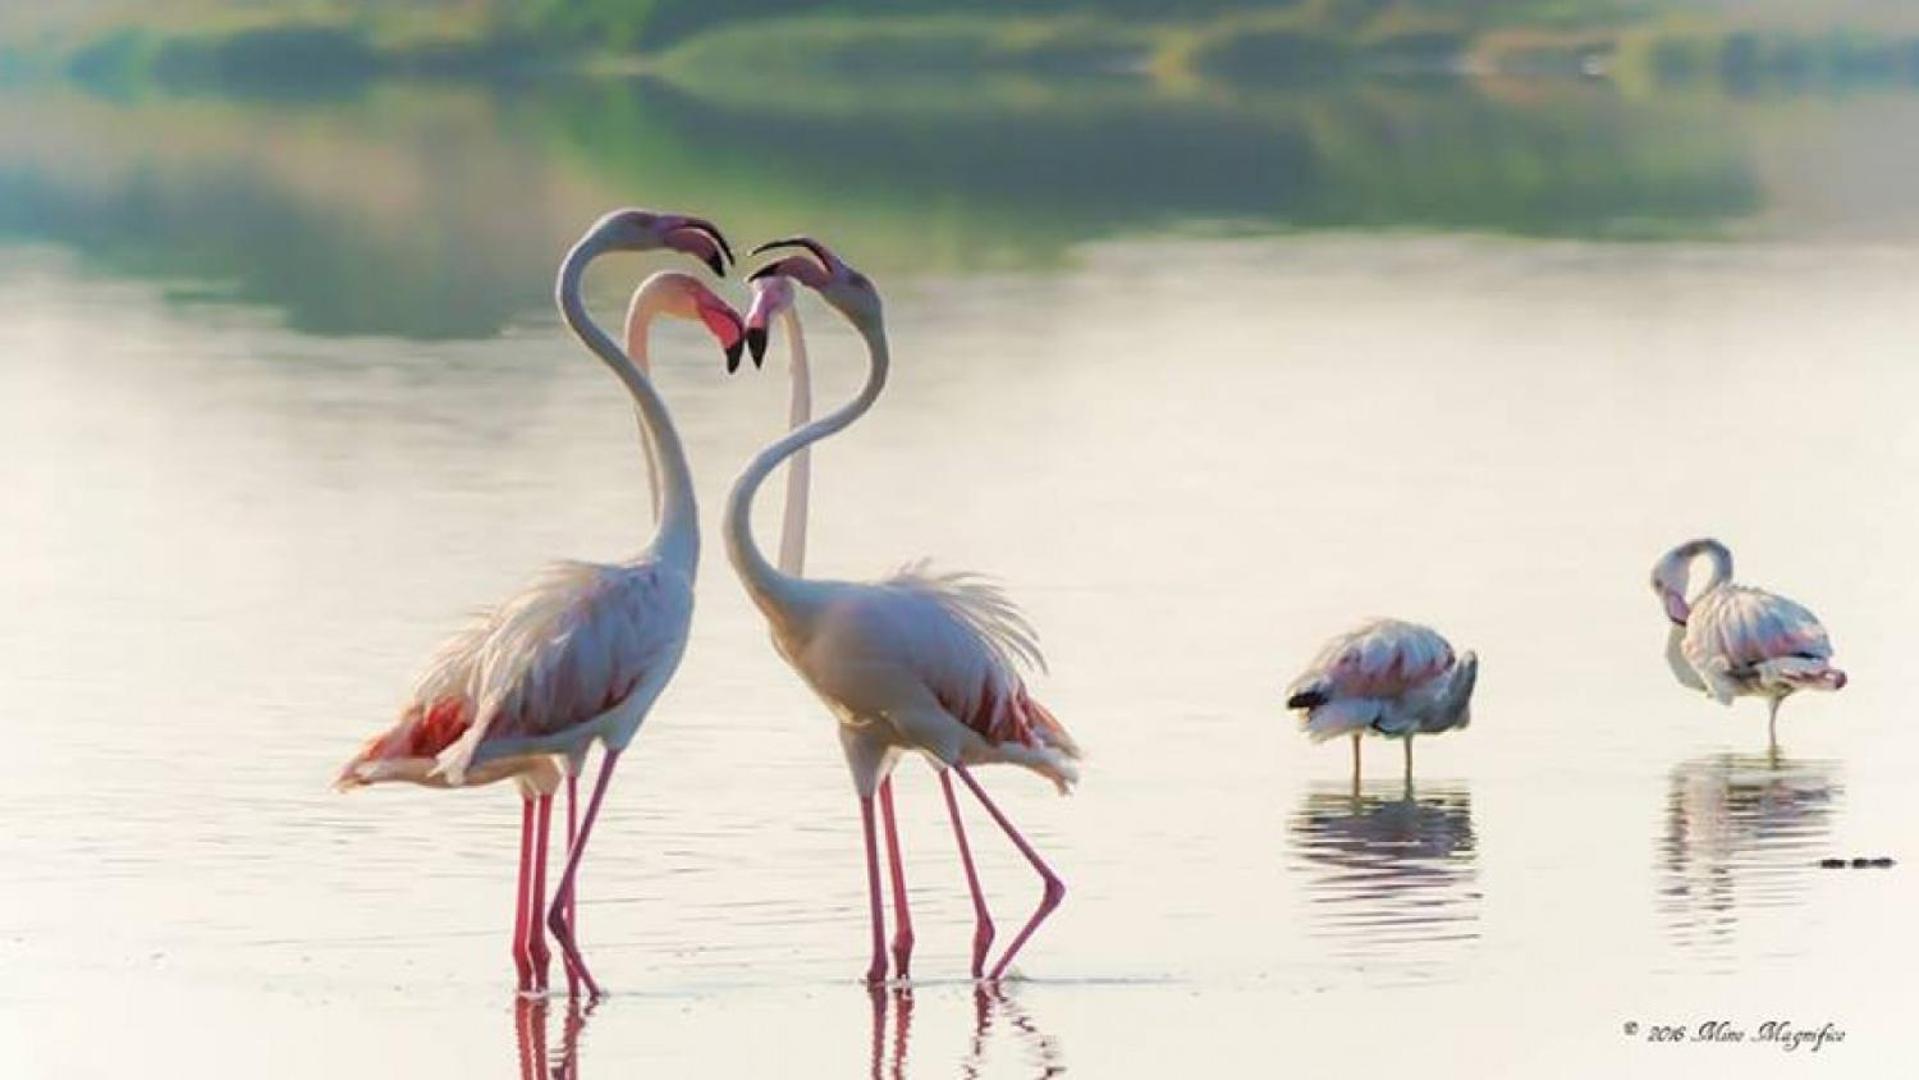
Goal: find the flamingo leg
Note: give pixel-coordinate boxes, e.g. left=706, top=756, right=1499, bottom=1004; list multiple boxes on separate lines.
left=1350, top=733, right=1362, bottom=794
left=858, top=793, right=888, bottom=986
left=877, top=777, right=914, bottom=979
left=1768, top=696, right=1783, bottom=756
left=528, top=793, right=553, bottom=992
left=547, top=748, right=622, bottom=999
left=1403, top=737, right=1413, bottom=789
left=938, top=769, right=996, bottom=978
left=952, top=764, right=1064, bottom=981
left=562, top=770, right=581, bottom=996
left=512, top=796, right=537, bottom=993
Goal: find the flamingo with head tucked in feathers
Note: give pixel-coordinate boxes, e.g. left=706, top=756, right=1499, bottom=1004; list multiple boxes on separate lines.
left=1650, top=538, right=1845, bottom=753
left=1286, top=619, right=1477, bottom=792
left=336, top=209, right=742, bottom=997
left=727, top=237, right=1081, bottom=985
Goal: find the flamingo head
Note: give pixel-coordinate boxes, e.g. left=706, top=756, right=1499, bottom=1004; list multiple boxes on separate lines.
left=1650, top=559, right=1691, bottom=626
left=587, top=208, right=734, bottom=277
left=743, top=276, right=797, bottom=368
left=640, top=272, right=747, bottom=372
left=748, top=236, right=882, bottom=332
left=1650, top=538, right=1733, bottom=627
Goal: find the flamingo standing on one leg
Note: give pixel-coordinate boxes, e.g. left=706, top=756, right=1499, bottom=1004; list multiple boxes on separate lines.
left=1286, top=619, right=1477, bottom=793
left=1650, top=538, right=1846, bottom=755
left=336, top=209, right=742, bottom=997
left=725, top=237, right=1081, bottom=984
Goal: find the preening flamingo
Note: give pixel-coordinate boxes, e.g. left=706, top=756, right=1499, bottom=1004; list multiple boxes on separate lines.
left=1651, top=538, right=1845, bottom=753
left=336, top=209, right=741, bottom=997
left=727, top=237, right=1081, bottom=984
left=1286, top=619, right=1477, bottom=791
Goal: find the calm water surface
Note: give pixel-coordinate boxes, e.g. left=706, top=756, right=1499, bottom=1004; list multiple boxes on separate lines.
left=1, top=69, right=1916, bottom=1077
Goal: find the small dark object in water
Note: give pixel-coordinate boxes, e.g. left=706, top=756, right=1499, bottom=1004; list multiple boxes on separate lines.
left=1852, top=857, right=1872, bottom=868
left=1819, top=858, right=1847, bottom=869
left=1819, top=856, right=1895, bottom=869
left=1869, top=857, right=1895, bottom=868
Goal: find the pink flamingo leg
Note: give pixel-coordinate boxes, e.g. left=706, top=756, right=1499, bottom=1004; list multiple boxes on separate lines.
left=528, top=793, right=554, bottom=992
left=561, top=771, right=581, bottom=996
left=877, top=777, right=914, bottom=979
left=857, top=793, right=888, bottom=986
left=547, top=748, right=622, bottom=999
left=938, top=769, right=996, bottom=978
left=512, top=796, right=537, bottom=992
left=953, top=764, right=1064, bottom=981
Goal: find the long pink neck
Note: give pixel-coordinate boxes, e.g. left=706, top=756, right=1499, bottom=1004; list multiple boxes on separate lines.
left=557, top=238, right=697, bottom=572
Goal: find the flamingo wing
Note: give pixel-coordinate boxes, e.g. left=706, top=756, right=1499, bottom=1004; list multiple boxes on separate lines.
left=1287, top=619, right=1460, bottom=740
left=408, top=559, right=690, bottom=783
left=853, top=562, right=1078, bottom=760
left=1290, top=619, right=1456, bottom=702
left=1686, top=586, right=1840, bottom=700
left=1693, top=587, right=1831, bottom=668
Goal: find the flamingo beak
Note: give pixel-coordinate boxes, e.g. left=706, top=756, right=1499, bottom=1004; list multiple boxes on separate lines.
left=695, top=300, right=747, bottom=374
left=745, top=327, right=769, bottom=367
left=663, top=217, right=734, bottom=277
left=1663, top=590, right=1690, bottom=626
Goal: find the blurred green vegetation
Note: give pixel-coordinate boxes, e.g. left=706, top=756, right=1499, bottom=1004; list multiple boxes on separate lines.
left=7, top=2, right=1919, bottom=96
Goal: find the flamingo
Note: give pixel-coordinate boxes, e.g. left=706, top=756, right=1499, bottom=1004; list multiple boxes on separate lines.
left=336, top=208, right=741, bottom=997
left=742, top=276, right=1009, bottom=981
left=726, top=237, right=1081, bottom=984
left=1285, top=619, right=1478, bottom=791
left=1650, top=538, right=1846, bottom=753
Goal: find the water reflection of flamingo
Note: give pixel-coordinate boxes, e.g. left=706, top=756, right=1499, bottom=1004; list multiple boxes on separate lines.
left=513, top=994, right=588, bottom=1080
left=964, top=985, right=1066, bottom=1079
left=1288, top=784, right=1480, bottom=975
left=727, top=238, right=1081, bottom=984
left=744, top=276, right=1003, bottom=980
left=1651, top=538, right=1846, bottom=753
left=335, top=210, right=741, bottom=996
left=1659, top=753, right=1840, bottom=957
left=1286, top=619, right=1477, bottom=792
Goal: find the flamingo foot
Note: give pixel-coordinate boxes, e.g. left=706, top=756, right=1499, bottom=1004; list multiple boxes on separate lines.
left=548, top=898, right=602, bottom=999
left=988, top=875, right=1064, bottom=981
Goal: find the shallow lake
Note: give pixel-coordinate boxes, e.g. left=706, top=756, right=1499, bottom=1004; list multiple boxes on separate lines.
left=1, top=67, right=1915, bottom=1076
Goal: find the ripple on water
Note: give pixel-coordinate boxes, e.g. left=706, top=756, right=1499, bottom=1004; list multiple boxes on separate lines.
left=1287, top=782, right=1480, bottom=984
left=1656, top=753, right=1841, bottom=970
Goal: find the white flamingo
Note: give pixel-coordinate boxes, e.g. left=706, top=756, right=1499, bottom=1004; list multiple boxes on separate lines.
left=1650, top=538, right=1846, bottom=752
left=1286, top=619, right=1477, bottom=790
left=336, top=209, right=742, bottom=997
left=742, top=276, right=1013, bottom=980
left=727, top=237, right=1081, bottom=984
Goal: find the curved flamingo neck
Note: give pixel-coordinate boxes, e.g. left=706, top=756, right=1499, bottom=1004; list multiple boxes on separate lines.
left=727, top=314, right=888, bottom=617
left=775, top=308, right=812, bottom=576
left=558, top=237, right=698, bottom=572
left=621, top=285, right=669, bottom=525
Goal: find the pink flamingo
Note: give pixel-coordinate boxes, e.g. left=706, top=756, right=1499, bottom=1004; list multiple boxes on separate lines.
left=1651, top=538, right=1846, bottom=753
left=727, top=238, right=1081, bottom=985
left=1286, top=619, right=1478, bottom=791
left=337, top=209, right=741, bottom=997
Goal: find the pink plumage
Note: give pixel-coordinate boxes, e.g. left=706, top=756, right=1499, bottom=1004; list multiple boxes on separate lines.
left=1652, top=539, right=1846, bottom=743
left=337, top=560, right=691, bottom=789
left=1286, top=618, right=1477, bottom=743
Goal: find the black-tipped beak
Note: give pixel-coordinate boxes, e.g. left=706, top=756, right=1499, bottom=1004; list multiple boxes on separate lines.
left=680, top=217, right=734, bottom=266
left=747, top=263, right=780, bottom=283
left=725, top=340, right=745, bottom=374
left=746, top=327, right=768, bottom=367
left=703, top=251, right=726, bottom=277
